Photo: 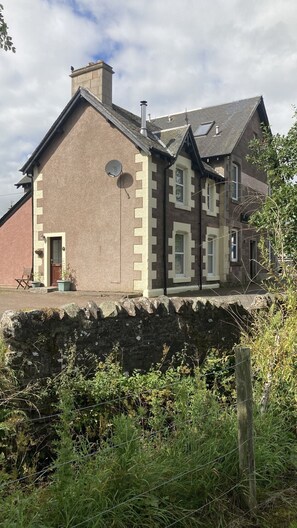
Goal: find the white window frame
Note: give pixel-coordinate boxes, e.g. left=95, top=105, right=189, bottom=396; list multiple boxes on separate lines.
left=207, top=235, right=216, bottom=277
left=203, top=227, right=220, bottom=282
left=207, top=180, right=215, bottom=213
left=169, top=157, right=195, bottom=211
left=175, top=166, right=186, bottom=205
left=230, top=229, right=239, bottom=262
left=168, top=222, right=195, bottom=283
left=174, top=232, right=185, bottom=277
left=231, top=163, right=239, bottom=201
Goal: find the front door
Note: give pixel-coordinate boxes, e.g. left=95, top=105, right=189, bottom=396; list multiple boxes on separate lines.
left=50, top=237, right=62, bottom=286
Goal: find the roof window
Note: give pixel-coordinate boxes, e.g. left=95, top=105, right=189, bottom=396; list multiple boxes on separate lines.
left=195, top=121, right=214, bottom=136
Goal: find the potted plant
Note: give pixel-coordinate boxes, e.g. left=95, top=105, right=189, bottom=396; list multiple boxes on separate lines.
left=57, top=265, right=72, bottom=292
left=31, top=271, right=43, bottom=288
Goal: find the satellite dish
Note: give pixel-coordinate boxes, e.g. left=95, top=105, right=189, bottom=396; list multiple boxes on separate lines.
left=105, top=160, right=122, bottom=178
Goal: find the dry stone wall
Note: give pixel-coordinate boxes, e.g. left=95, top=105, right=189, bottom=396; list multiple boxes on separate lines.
left=0, top=296, right=256, bottom=384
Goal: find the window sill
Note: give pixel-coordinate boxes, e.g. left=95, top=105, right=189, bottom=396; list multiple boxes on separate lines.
left=206, top=210, right=217, bottom=217
left=206, top=275, right=220, bottom=281
left=175, top=203, right=192, bottom=212
left=173, top=276, right=192, bottom=284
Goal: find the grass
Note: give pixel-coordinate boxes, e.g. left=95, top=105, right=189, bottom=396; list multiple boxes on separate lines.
left=0, top=359, right=296, bottom=528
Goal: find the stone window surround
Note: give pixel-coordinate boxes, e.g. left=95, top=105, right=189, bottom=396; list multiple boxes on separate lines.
left=202, top=177, right=219, bottom=217
left=169, top=156, right=195, bottom=211
left=203, top=226, right=220, bottom=282
left=231, top=162, right=240, bottom=201
left=168, top=221, right=195, bottom=284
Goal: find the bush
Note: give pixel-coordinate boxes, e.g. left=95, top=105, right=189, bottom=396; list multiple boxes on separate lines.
left=0, top=355, right=296, bottom=528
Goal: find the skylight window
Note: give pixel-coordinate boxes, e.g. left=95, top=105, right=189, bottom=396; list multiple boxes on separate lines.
left=195, top=121, right=214, bottom=136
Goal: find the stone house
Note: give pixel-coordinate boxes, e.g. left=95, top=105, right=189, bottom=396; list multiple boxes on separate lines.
left=154, top=97, right=269, bottom=286
left=1, top=60, right=269, bottom=294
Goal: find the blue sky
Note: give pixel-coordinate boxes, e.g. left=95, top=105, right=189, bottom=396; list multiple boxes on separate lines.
left=1, top=0, right=297, bottom=215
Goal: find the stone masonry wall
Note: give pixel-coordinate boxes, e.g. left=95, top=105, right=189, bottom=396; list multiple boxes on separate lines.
left=0, top=296, right=256, bottom=384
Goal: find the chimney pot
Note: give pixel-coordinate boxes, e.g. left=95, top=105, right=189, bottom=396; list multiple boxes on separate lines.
left=140, top=100, right=148, bottom=137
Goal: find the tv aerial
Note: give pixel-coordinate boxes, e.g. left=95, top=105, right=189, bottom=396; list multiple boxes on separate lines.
left=105, top=159, right=122, bottom=178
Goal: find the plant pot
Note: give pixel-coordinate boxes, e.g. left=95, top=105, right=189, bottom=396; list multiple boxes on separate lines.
left=57, top=280, right=72, bottom=292
left=31, top=281, right=41, bottom=288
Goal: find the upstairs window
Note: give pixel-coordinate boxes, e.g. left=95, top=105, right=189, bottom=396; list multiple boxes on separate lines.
left=175, top=167, right=185, bottom=204
left=207, top=181, right=215, bottom=213
left=195, top=121, right=214, bottom=136
left=231, top=230, right=239, bottom=262
left=231, top=163, right=239, bottom=201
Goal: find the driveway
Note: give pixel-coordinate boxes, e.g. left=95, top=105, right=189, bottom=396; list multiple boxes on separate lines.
left=0, top=285, right=267, bottom=319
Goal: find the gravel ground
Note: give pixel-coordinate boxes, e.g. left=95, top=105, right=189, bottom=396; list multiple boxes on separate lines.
left=0, top=285, right=267, bottom=319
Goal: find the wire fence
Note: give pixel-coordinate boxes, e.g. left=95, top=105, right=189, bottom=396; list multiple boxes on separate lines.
left=70, top=448, right=246, bottom=528
left=1, top=350, right=259, bottom=527
left=0, top=356, right=246, bottom=421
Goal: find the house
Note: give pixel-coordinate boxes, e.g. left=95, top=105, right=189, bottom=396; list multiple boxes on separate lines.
left=2, top=60, right=269, bottom=295
left=0, top=189, right=32, bottom=287
left=153, top=96, right=270, bottom=285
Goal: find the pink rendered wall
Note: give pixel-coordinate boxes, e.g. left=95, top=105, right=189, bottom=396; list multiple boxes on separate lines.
left=0, top=197, right=32, bottom=286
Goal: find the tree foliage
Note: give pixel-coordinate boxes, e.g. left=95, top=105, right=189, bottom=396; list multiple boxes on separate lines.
left=247, top=113, right=297, bottom=262
left=0, top=4, right=15, bottom=53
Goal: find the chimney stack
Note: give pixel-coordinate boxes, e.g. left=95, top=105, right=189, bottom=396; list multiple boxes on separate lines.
left=70, top=61, right=114, bottom=105
left=140, top=100, right=147, bottom=137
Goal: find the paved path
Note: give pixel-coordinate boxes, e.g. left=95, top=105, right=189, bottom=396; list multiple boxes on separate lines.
left=0, top=286, right=266, bottom=319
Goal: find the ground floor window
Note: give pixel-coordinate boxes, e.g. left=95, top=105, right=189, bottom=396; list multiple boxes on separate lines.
left=231, top=230, right=239, bottom=262
left=175, top=233, right=185, bottom=276
left=207, top=235, right=216, bottom=276
left=168, top=222, right=194, bottom=284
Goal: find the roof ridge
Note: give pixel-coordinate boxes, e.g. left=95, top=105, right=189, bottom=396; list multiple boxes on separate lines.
left=154, top=96, right=262, bottom=120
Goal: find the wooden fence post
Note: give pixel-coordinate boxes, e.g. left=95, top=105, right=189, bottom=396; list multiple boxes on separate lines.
left=235, top=346, right=257, bottom=511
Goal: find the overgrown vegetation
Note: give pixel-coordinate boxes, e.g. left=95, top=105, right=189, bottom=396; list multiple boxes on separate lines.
left=247, top=112, right=297, bottom=265
left=0, top=298, right=296, bottom=528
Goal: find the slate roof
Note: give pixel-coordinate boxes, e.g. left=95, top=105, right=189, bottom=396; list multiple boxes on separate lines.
left=153, top=96, right=269, bottom=159
left=20, top=88, right=171, bottom=175
left=154, top=125, right=190, bottom=157
left=15, top=174, right=32, bottom=188
left=20, top=86, right=223, bottom=181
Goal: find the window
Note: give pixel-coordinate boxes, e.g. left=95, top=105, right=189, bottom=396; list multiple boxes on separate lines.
left=175, top=233, right=185, bottom=276
left=207, top=236, right=216, bottom=276
left=231, top=163, right=239, bottom=201
left=170, top=157, right=195, bottom=211
left=175, top=167, right=185, bottom=204
left=207, top=181, right=215, bottom=213
left=169, top=222, right=194, bottom=284
left=195, top=121, right=214, bottom=137
left=230, top=230, right=238, bottom=262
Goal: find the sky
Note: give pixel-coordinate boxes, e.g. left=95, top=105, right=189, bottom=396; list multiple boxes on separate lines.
left=1, top=0, right=297, bottom=216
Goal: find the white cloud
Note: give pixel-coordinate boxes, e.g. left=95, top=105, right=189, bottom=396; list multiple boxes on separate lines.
left=1, top=0, right=297, bottom=215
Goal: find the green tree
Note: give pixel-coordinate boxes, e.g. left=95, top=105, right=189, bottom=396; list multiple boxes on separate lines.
left=0, top=3, right=15, bottom=52
left=248, top=113, right=297, bottom=264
